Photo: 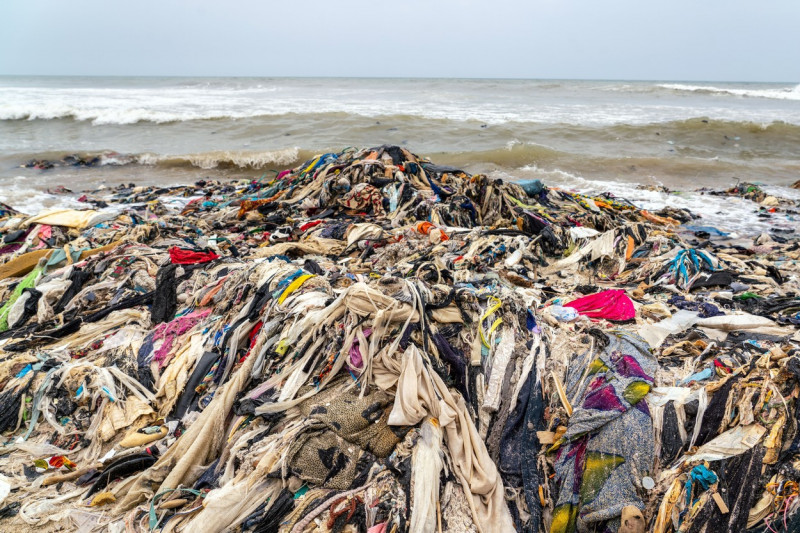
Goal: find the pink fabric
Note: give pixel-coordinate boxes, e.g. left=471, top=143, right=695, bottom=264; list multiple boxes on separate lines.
left=38, top=225, right=52, bottom=240
left=565, top=289, right=635, bottom=321
left=347, top=328, right=372, bottom=371
left=152, top=309, right=212, bottom=365
left=367, top=523, right=387, bottom=533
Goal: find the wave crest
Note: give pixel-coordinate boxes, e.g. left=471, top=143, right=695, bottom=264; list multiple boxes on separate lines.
left=659, top=83, right=800, bottom=101
left=10, top=148, right=308, bottom=171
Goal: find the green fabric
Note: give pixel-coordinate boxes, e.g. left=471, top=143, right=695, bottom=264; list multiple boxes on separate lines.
left=734, top=292, right=761, bottom=300
left=45, top=246, right=86, bottom=270
left=0, top=267, right=42, bottom=331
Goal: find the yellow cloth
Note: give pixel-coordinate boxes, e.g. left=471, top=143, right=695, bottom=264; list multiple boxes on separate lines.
left=0, top=249, right=53, bottom=281
left=23, top=209, right=103, bottom=229
left=278, top=274, right=315, bottom=304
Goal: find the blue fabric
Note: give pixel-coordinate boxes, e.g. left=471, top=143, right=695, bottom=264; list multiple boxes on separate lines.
left=683, top=225, right=730, bottom=236
left=684, top=464, right=718, bottom=508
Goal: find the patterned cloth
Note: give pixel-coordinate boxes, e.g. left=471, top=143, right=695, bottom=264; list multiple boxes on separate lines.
left=286, top=379, right=403, bottom=490
left=550, top=331, right=658, bottom=533
left=338, top=183, right=385, bottom=215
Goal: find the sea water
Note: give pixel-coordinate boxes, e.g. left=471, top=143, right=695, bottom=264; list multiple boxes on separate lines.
left=1, top=76, right=798, bottom=234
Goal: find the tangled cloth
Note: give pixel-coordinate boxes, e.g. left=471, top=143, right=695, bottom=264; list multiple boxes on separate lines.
left=550, top=331, right=658, bottom=533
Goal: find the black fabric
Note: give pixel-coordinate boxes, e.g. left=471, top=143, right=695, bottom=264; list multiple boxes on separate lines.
left=430, top=332, right=469, bottom=402
left=0, top=320, right=45, bottom=341
left=733, top=295, right=800, bottom=318
left=151, top=263, right=178, bottom=324
left=787, top=508, right=800, bottom=533
left=252, top=489, right=295, bottom=533
left=711, top=445, right=766, bottom=532
left=171, top=351, right=220, bottom=420
left=193, top=458, right=222, bottom=490
left=766, top=264, right=784, bottom=285
left=20, top=288, right=42, bottom=323
left=85, top=452, right=157, bottom=498
left=381, top=145, right=406, bottom=166
left=690, top=271, right=733, bottom=291
left=668, top=294, right=724, bottom=318
left=660, top=401, right=685, bottom=463
left=5, top=288, right=42, bottom=329
left=246, top=279, right=275, bottom=322
left=0, top=379, right=31, bottom=432
left=685, top=445, right=765, bottom=533
left=498, top=367, right=544, bottom=532
left=3, top=229, right=26, bottom=243
left=0, top=502, right=20, bottom=519
left=136, top=333, right=157, bottom=393
left=727, top=330, right=788, bottom=346
left=422, top=163, right=463, bottom=176
left=695, top=377, right=737, bottom=446
left=303, top=259, right=324, bottom=276
left=53, top=267, right=91, bottom=314
left=4, top=291, right=154, bottom=352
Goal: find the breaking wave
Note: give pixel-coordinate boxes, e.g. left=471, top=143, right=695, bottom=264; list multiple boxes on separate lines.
left=659, top=83, right=800, bottom=101
left=135, top=148, right=306, bottom=169
left=2, top=79, right=800, bottom=126
left=0, top=105, right=273, bottom=125
left=9, top=148, right=311, bottom=171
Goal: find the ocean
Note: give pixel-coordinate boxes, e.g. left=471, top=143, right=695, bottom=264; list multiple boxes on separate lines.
left=1, top=76, right=799, bottom=234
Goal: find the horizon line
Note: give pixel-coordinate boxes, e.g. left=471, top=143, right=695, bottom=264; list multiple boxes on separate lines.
left=0, top=74, right=797, bottom=85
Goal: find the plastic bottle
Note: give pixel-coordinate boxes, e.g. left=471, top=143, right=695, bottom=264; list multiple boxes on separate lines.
left=549, top=305, right=579, bottom=322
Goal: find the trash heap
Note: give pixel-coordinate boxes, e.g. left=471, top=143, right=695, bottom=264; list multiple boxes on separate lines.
left=0, top=145, right=798, bottom=533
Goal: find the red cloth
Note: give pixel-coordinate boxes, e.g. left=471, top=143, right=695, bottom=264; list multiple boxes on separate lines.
left=299, top=220, right=323, bottom=232
left=565, top=289, right=635, bottom=321
left=168, top=247, right=219, bottom=265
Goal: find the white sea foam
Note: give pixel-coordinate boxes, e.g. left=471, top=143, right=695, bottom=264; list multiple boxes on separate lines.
left=659, top=83, right=800, bottom=101
left=179, top=149, right=301, bottom=169
left=129, top=148, right=301, bottom=169
left=2, top=79, right=800, bottom=126
left=0, top=177, right=86, bottom=215
left=505, top=166, right=797, bottom=236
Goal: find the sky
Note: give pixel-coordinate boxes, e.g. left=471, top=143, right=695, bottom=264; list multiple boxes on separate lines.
left=0, top=0, right=797, bottom=82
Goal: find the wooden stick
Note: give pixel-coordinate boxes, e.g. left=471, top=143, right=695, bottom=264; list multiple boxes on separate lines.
left=159, top=498, right=190, bottom=510
left=42, top=463, right=102, bottom=487
left=552, top=371, right=573, bottom=416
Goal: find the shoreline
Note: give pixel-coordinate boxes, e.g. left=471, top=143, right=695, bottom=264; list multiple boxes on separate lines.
left=2, top=148, right=799, bottom=240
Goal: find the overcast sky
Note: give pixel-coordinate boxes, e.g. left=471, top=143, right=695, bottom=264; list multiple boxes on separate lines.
left=0, top=0, right=797, bottom=81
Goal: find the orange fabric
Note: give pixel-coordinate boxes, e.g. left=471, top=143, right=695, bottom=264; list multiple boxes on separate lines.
left=640, top=210, right=679, bottom=226
left=416, top=221, right=435, bottom=235
left=237, top=189, right=287, bottom=219
left=199, top=280, right=227, bottom=307
left=415, top=221, right=449, bottom=241
left=625, top=235, right=635, bottom=261
left=79, top=240, right=122, bottom=260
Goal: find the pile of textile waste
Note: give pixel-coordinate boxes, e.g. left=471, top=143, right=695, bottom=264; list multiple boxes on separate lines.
left=0, top=146, right=798, bottom=533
